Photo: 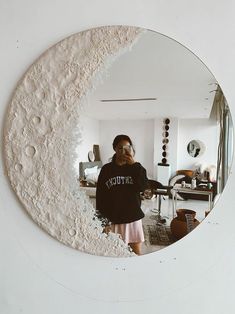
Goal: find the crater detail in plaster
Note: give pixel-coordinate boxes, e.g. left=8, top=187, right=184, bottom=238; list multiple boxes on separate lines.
left=4, top=26, right=143, bottom=257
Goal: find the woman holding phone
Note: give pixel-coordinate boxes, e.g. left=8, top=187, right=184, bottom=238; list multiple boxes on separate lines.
left=96, top=134, right=148, bottom=255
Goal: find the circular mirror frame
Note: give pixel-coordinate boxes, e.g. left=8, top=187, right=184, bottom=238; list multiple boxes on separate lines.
left=3, top=24, right=230, bottom=258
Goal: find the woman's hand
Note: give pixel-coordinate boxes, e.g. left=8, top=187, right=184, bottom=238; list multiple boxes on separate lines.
left=123, top=152, right=136, bottom=165
left=116, top=150, right=136, bottom=166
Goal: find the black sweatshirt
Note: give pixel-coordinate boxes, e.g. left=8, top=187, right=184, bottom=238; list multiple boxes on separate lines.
left=96, top=161, right=148, bottom=224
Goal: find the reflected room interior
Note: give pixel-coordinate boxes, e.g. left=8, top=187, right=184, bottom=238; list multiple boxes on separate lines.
left=74, top=30, right=233, bottom=255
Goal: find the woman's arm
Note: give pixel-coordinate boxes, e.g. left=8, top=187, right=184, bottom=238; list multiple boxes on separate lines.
left=130, top=163, right=149, bottom=192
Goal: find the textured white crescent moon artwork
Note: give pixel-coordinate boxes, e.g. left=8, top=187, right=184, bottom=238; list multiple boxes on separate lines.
left=3, top=26, right=144, bottom=257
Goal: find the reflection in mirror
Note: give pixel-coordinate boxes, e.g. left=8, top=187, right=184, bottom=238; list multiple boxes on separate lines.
left=187, top=140, right=206, bottom=158
left=5, top=26, right=233, bottom=257
left=75, top=28, right=233, bottom=255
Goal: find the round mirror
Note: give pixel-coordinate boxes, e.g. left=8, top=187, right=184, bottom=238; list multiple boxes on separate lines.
left=3, top=26, right=233, bottom=257
left=187, top=140, right=206, bottom=158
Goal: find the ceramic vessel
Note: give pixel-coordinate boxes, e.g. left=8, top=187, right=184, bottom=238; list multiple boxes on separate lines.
left=170, top=209, right=200, bottom=239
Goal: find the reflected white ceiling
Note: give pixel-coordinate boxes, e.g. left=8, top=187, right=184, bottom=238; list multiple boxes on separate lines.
left=83, top=30, right=217, bottom=120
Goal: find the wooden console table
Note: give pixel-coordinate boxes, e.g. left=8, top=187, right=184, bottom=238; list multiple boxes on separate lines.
left=172, top=184, right=213, bottom=218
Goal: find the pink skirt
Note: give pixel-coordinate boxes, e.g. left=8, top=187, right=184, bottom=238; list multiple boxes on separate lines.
left=111, top=219, right=144, bottom=244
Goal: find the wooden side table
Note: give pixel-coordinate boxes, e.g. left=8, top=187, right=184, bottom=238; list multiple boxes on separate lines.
left=172, top=184, right=213, bottom=218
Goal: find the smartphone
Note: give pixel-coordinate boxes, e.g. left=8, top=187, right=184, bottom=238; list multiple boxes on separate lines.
left=122, top=145, right=133, bottom=155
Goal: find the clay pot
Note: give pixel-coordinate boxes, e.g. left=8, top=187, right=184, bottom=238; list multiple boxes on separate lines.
left=170, top=209, right=200, bottom=240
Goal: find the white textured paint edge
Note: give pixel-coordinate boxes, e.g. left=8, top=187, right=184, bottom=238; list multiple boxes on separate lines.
left=3, top=25, right=145, bottom=257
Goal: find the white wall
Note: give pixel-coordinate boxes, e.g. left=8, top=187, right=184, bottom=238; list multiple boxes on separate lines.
left=177, top=118, right=219, bottom=170
left=1, top=1, right=235, bottom=314
left=74, top=115, right=100, bottom=174
left=76, top=116, right=218, bottom=181
left=99, top=119, right=154, bottom=178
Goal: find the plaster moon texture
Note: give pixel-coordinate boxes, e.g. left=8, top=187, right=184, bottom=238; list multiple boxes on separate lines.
left=4, top=26, right=143, bottom=257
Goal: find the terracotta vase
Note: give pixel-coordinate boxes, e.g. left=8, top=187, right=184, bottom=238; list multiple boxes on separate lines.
left=170, top=209, right=200, bottom=240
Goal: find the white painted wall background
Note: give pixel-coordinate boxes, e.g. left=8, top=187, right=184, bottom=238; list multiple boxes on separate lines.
left=75, top=116, right=100, bottom=174
left=1, top=1, right=235, bottom=314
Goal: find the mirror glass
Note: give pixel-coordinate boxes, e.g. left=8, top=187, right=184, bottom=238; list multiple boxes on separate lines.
left=187, top=140, right=206, bottom=158
left=5, top=26, right=233, bottom=257
left=75, top=28, right=233, bottom=255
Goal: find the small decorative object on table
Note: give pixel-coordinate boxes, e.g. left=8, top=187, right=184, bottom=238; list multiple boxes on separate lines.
left=88, top=150, right=95, bottom=162
left=79, top=178, right=88, bottom=187
left=191, top=177, right=197, bottom=189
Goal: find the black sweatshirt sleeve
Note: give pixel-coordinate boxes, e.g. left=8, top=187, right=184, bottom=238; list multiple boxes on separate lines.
left=131, top=163, right=148, bottom=192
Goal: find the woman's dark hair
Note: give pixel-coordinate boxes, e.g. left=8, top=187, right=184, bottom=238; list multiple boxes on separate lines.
left=111, top=134, right=135, bottom=162
left=112, top=134, right=133, bottom=150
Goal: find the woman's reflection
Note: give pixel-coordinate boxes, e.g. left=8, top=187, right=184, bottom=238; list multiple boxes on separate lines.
left=96, top=134, right=148, bottom=255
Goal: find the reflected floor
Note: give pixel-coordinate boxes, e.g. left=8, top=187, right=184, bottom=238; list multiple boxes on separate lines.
left=141, top=197, right=210, bottom=255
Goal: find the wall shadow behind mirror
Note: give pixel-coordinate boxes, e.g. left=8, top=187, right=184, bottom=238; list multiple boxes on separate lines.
left=75, top=28, right=233, bottom=255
